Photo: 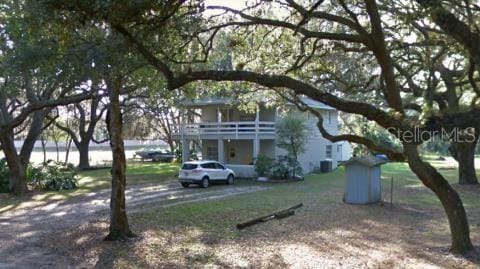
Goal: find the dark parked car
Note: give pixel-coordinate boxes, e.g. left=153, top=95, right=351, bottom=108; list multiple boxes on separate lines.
left=374, top=154, right=389, bottom=161
left=135, top=147, right=174, bottom=162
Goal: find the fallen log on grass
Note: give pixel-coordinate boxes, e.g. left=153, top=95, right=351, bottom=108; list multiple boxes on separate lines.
left=236, top=203, right=303, bottom=230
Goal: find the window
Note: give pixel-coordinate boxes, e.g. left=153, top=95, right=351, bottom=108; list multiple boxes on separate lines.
left=206, top=146, right=218, bottom=160
left=337, top=144, right=342, bottom=153
left=327, top=111, right=332, bottom=124
left=201, top=162, right=215, bottom=169
left=182, top=163, right=198, bottom=170
left=326, top=145, right=332, bottom=158
left=215, top=163, right=225, bottom=170
left=221, top=109, right=234, bottom=122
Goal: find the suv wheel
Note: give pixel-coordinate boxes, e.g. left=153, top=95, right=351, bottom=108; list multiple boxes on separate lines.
left=227, top=174, right=234, bottom=185
left=201, top=177, right=210, bottom=188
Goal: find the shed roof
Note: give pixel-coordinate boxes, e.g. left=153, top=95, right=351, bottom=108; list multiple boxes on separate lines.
left=343, top=155, right=388, bottom=167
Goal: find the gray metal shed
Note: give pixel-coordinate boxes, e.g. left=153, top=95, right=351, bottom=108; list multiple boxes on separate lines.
left=343, top=156, right=387, bottom=204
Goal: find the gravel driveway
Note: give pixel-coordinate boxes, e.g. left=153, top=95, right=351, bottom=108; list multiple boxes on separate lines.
left=0, top=182, right=267, bottom=269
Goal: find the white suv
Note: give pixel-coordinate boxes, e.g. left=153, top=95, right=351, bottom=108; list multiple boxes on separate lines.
left=178, top=160, right=235, bottom=188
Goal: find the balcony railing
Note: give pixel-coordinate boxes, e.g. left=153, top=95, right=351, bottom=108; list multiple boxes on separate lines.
left=173, top=121, right=275, bottom=137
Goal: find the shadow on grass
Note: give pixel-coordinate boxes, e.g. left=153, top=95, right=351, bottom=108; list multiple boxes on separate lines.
left=38, top=166, right=480, bottom=268
left=0, top=162, right=180, bottom=214
left=4, top=160, right=480, bottom=267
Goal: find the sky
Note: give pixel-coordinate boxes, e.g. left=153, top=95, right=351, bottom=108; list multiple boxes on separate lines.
left=204, top=0, right=247, bottom=9
left=204, top=0, right=248, bottom=16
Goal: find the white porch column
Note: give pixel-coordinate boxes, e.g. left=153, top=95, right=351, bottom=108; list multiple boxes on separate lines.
left=181, top=108, right=188, bottom=163
left=253, top=138, right=259, bottom=161
left=218, top=139, right=224, bottom=163
left=217, top=106, right=222, bottom=123
left=182, top=139, right=189, bottom=163
left=253, top=105, right=260, bottom=161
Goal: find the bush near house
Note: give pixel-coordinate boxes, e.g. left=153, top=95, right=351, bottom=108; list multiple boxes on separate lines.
left=254, top=154, right=273, bottom=177
left=28, top=161, right=78, bottom=191
left=271, top=155, right=303, bottom=179
left=0, top=159, right=78, bottom=193
left=255, top=155, right=303, bottom=180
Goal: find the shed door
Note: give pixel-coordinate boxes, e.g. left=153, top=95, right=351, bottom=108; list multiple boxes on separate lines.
left=345, top=164, right=369, bottom=204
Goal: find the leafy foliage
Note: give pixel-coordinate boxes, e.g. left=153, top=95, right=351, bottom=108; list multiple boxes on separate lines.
left=28, top=161, right=78, bottom=191
left=254, top=154, right=273, bottom=177
left=270, top=156, right=303, bottom=180
left=275, top=114, right=309, bottom=161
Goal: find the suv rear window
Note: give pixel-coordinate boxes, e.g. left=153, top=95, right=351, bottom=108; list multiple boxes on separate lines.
left=201, top=163, right=215, bottom=169
left=182, top=164, right=198, bottom=170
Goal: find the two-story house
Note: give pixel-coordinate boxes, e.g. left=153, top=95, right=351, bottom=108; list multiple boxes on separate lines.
left=172, top=96, right=349, bottom=178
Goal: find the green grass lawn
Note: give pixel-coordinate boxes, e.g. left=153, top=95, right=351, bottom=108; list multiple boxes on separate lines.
left=2, top=157, right=480, bottom=267
left=47, top=159, right=480, bottom=268
left=131, top=161, right=480, bottom=239
left=77, top=162, right=180, bottom=191
left=0, top=161, right=180, bottom=213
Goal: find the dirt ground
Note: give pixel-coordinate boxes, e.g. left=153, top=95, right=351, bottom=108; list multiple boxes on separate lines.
left=2, top=158, right=480, bottom=268
left=37, top=181, right=480, bottom=268
left=0, top=182, right=267, bottom=269
left=47, top=207, right=480, bottom=268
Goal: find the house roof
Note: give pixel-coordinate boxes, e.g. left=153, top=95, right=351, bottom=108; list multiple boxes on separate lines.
left=294, top=96, right=335, bottom=110
left=343, top=155, right=388, bottom=167
left=179, top=96, right=335, bottom=110
left=180, top=97, right=235, bottom=107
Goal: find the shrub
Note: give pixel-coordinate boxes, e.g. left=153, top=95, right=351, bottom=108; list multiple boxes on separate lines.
left=255, top=154, right=273, bottom=177
left=28, top=161, right=78, bottom=191
left=0, top=159, right=77, bottom=193
left=270, top=156, right=303, bottom=180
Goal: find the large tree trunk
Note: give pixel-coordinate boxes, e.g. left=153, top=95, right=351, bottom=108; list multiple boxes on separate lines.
left=54, top=139, right=59, bottom=162
left=0, top=130, right=27, bottom=195
left=104, top=77, right=135, bottom=241
left=0, top=110, right=47, bottom=195
left=449, top=129, right=479, bottom=185
left=65, top=136, right=72, bottom=164
left=40, top=136, right=47, bottom=164
left=404, top=144, right=473, bottom=254
left=19, top=110, right=46, bottom=166
left=77, top=140, right=91, bottom=170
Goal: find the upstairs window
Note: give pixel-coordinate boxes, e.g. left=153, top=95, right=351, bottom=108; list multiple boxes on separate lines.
left=326, top=145, right=332, bottom=159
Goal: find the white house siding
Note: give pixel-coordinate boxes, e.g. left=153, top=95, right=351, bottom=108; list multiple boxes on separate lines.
left=275, top=137, right=336, bottom=174
left=274, top=109, right=339, bottom=174
left=259, top=140, right=275, bottom=159
left=336, top=141, right=353, bottom=161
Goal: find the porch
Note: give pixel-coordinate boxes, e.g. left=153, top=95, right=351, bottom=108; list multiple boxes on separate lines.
left=172, top=121, right=276, bottom=140
left=172, top=99, right=277, bottom=141
left=182, top=138, right=276, bottom=178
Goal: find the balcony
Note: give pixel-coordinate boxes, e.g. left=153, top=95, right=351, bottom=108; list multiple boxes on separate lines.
left=173, top=121, right=276, bottom=139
